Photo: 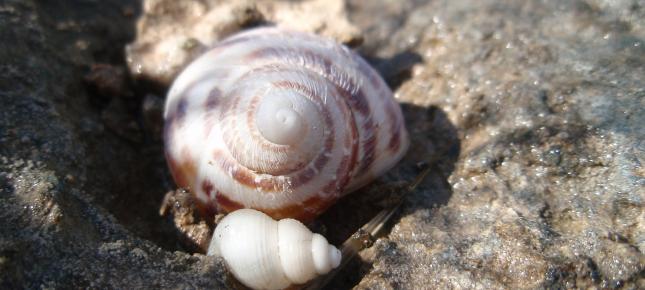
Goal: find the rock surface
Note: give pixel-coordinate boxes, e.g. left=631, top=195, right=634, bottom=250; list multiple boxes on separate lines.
left=349, top=0, right=644, bottom=289
left=0, top=0, right=228, bottom=288
left=126, top=0, right=362, bottom=86
left=0, top=0, right=643, bottom=290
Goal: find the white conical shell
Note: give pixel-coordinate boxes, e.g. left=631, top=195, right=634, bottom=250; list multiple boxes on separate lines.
left=208, top=209, right=341, bottom=290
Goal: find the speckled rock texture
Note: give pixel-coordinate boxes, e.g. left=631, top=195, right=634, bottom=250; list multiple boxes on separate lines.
left=0, top=0, right=228, bottom=288
left=350, top=0, right=644, bottom=289
left=0, top=0, right=643, bottom=289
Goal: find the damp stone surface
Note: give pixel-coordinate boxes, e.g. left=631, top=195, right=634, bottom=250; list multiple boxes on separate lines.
left=1, top=0, right=643, bottom=289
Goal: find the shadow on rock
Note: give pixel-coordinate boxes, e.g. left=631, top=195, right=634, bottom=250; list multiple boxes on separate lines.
left=365, top=51, right=424, bottom=91
left=314, top=49, right=459, bottom=289
left=318, top=105, right=460, bottom=290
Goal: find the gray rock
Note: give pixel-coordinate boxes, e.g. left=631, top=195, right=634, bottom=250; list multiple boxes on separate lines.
left=348, top=0, right=644, bottom=289
left=1, top=0, right=642, bottom=289
left=0, top=0, right=228, bottom=288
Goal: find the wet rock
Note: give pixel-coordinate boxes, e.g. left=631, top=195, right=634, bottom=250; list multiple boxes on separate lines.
left=0, top=0, right=228, bottom=288
left=1, top=0, right=642, bottom=289
left=349, top=0, right=644, bottom=289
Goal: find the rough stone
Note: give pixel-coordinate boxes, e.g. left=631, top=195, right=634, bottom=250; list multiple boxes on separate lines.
left=348, top=0, right=644, bottom=289
left=1, top=0, right=643, bottom=289
left=126, top=0, right=362, bottom=86
left=0, top=0, right=228, bottom=288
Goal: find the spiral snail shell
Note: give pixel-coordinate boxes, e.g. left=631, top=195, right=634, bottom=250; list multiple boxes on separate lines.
left=208, top=209, right=341, bottom=290
left=164, top=27, right=409, bottom=222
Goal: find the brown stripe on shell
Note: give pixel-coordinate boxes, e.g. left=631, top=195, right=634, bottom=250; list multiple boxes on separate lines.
left=208, top=154, right=343, bottom=223
left=244, top=46, right=369, bottom=117
left=213, top=150, right=285, bottom=192
left=358, top=133, right=378, bottom=172
left=244, top=45, right=374, bottom=120
left=272, top=80, right=338, bottom=178
left=163, top=96, right=192, bottom=163
left=257, top=195, right=338, bottom=223
left=288, top=167, right=316, bottom=189
left=336, top=85, right=370, bottom=117
left=306, top=145, right=357, bottom=201
left=323, top=70, right=378, bottom=172
left=321, top=150, right=354, bottom=195
left=303, top=49, right=334, bottom=76
left=214, top=149, right=258, bottom=189
left=317, top=88, right=360, bottom=198
left=164, top=73, right=227, bottom=156
left=271, top=80, right=360, bottom=196
left=385, top=100, right=403, bottom=152
left=220, top=92, right=246, bottom=152
left=233, top=66, right=371, bottom=178
left=225, top=79, right=338, bottom=177
left=220, top=90, right=310, bottom=175
left=388, top=127, right=402, bottom=153
left=205, top=88, right=221, bottom=110
left=216, top=111, right=336, bottom=192
left=202, top=89, right=225, bottom=137
left=174, top=68, right=229, bottom=111
left=175, top=98, right=189, bottom=123
left=202, top=180, right=214, bottom=198
left=245, top=95, right=261, bottom=130
left=163, top=98, right=192, bottom=188
left=211, top=76, right=352, bottom=194
left=167, top=64, right=227, bottom=122
left=221, top=88, right=289, bottom=153
left=214, top=192, right=244, bottom=213
left=165, top=28, right=410, bottom=224
left=165, top=97, right=189, bottom=131
left=334, top=120, right=359, bottom=193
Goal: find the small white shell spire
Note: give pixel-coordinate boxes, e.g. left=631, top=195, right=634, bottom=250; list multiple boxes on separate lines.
left=256, top=95, right=308, bottom=145
left=208, top=209, right=341, bottom=290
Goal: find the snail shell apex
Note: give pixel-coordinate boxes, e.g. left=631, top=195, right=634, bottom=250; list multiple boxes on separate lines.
left=208, top=209, right=341, bottom=290
left=164, top=27, right=409, bottom=221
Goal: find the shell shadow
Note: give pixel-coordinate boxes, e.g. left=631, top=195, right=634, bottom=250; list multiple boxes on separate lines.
left=316, top=83, right=460, bottom=289
left=364, top=51, right=424, bottom=91
left=317, top=104, right=460, bottom=242
left=97, top=17, right=453, bottom=286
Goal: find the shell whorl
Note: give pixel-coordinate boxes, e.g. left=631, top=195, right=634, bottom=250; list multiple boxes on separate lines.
left=208, top=209, right=341, bottom=290
left=164, top=27, right=409, bottom=221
